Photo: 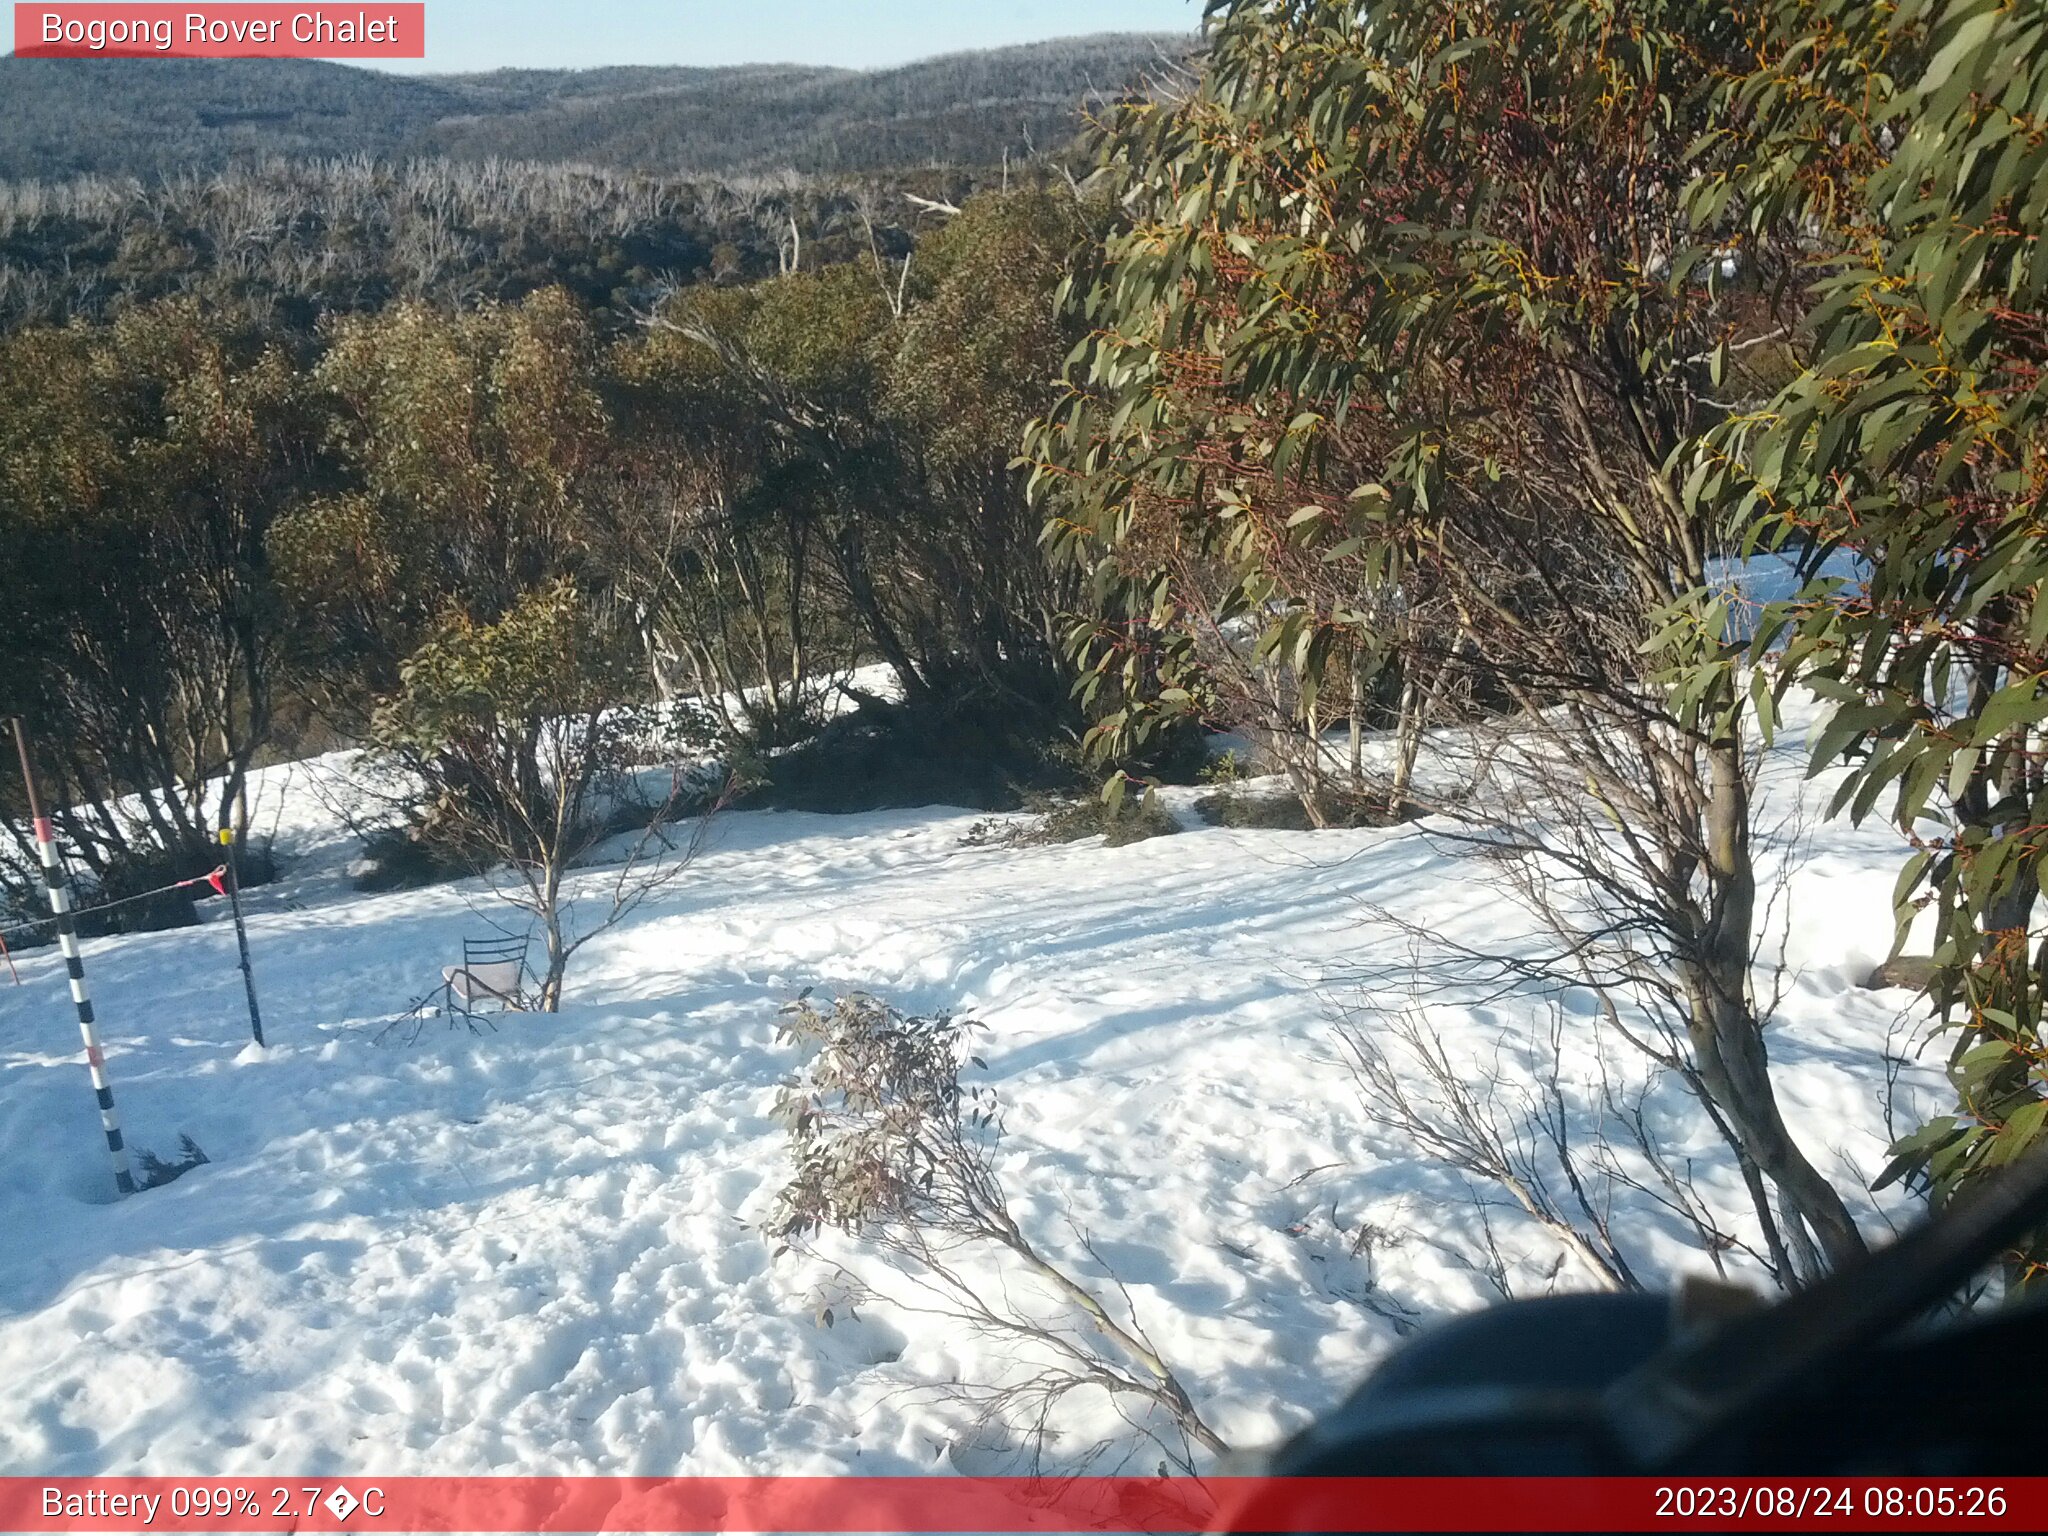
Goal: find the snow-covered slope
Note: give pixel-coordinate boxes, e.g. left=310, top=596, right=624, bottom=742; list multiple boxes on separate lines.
left=0, top=711, right=1936, bottom=1475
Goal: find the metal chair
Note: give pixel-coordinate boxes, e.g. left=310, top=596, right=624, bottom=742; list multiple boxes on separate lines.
left=442, top=934, right=532, bottom=1023
left=392, top=934, right=533, bottom=1040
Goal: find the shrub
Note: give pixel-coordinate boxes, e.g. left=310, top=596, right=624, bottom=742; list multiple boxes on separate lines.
left=768, top=990, right=1228, bottom=1466
left=1195, top=786, right=1416, bottom=832
left=1025, top=792, right=1181, bottom=848
left=350, top=825, right=467, bottom=894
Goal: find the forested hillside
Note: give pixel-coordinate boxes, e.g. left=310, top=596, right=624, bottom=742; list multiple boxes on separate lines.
left=0, top=57, right=463, bottom=179
left=0, top=34, right=1190, bottom=181
left=0, top=157, right=965, bottom=330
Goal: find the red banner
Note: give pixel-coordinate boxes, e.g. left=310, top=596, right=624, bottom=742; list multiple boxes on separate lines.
left=1, top=1477, right=2042, bottom=1532
left=13, top=5, right=425, bottom=58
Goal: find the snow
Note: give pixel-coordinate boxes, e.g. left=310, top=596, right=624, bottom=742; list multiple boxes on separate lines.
left=1705, top=547, right=1868, bottom=643
left=0, top=696, right=1939, bottom=1476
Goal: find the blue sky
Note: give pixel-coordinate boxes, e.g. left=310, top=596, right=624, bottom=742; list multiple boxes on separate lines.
left=7, top=2, right=1204, bottom=73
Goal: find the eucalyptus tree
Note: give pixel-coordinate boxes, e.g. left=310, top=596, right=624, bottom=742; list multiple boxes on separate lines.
left=635, top=188, right=1098, bottom=748
left=1029, top=0, right=1866, bottom=1275
left=1690, top=0, right=2048, bottom=1277
left=0, top=300, right=309, bottom=923
left=610, top=286, right=834, bottom=747
left=275, top=288, right=708, bottom=1006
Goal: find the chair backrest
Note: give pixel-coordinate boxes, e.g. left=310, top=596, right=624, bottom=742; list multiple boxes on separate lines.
left=450, top=934, right=528, bottom=1006
left=463, top=935, right=528, bottom=971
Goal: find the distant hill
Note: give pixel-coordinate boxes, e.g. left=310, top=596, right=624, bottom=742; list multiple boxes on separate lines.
left=0, top=35, right=1193, bottom=182
left=0, top=57, right=460, bottom=180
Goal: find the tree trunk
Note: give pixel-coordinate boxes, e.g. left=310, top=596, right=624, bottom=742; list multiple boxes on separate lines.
left=1687, top=731, right=1866, bottom=1274
left=1349, top=651, right=1367, bottom=794
left=538, top=863, right=568, bottom=1013
left=1391, top=668, right=1423, bottom=814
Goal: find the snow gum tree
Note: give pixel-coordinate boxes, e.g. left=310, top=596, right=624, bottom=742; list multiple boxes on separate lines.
left=1028, top=0, right=1867, bottom=1276
left=1684, top=0, right=2048, bottom=1282
left=634, top=189, right=1102, bottom=776
left=374, top=579, right=702, bottom=1011
left=272, top=288, right=617, bottom=729
left=0, top=300, right=312, bottom=925
left=275, top=288, right=713, bottom=1009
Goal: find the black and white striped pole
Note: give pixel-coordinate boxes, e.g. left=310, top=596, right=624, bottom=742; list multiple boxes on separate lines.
left=10, top=717, right=135, bottom=1197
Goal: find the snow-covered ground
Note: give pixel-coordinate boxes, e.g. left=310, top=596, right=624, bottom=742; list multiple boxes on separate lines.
left=0, top=704, right=1938, bottom=1476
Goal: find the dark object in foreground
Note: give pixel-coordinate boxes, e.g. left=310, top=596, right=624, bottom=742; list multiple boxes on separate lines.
left=1250, top=1151, right=2048, bottom=1482
left=134, top=1133, right=210, bottom=1190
